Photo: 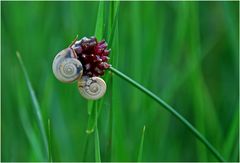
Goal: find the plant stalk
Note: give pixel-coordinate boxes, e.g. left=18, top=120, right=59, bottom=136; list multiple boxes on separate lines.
left=16, top=52, right=49, bottom=160
left=109, top=66, right=225, bottom=162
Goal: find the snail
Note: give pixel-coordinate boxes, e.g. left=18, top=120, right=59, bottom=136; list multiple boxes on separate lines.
left=52, top=36, right=110, bottom=100
left=52, top=47, right=83, bottom=83
left=78, top=76, right=107, bottom=100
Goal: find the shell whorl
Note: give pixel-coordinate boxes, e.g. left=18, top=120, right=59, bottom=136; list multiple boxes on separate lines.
left=52, top=48, right=83, bottom=83
left=78, top=76, right=106, bottom=100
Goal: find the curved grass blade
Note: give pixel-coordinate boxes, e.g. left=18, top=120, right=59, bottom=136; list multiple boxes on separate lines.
left=137, top=125, right=146, bottom=162
left=15, top=71, right=44, bottom=160
left=16, top=51, right=49, bottom=160
left=109, top=66, right=225, bottom=162
left=18, top=106, right=44, bottom=160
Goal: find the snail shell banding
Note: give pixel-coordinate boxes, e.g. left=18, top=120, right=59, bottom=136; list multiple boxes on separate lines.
left=52, top=48, right=83, bottom=83
left=78, top=76, right=107, bottom=100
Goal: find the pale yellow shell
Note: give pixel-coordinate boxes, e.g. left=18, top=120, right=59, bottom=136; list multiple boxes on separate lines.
left=78, top=76, right=106, bottom=100
left=52, top=48, right=83, bottom=83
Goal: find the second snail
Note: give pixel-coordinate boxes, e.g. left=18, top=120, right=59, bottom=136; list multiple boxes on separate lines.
left=52, top=36, right=111, bottom=100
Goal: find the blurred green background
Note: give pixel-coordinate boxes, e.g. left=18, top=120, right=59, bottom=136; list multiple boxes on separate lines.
left=1, top=1, right=239, bottom=162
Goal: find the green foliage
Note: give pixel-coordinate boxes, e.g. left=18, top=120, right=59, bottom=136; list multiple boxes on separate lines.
left=109, top=66, right=225, bottom=161
left=137, top=125, right=146, bottom=162
left=1, top=1, right=239, bottom=162
left=16, top=52, right=49, bottom=161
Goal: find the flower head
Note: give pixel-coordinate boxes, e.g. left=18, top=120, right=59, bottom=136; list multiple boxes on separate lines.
left=71, top=36, right=110, bottom=77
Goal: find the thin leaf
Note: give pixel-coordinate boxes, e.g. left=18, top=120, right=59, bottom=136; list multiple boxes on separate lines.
left=223, top=108, right=239, bottom=160
left=86, top=0, right=106, bottom=134
left=16, top=51, right=49, bottom=160
left=95, top=127, right=101, bottom=162
left=15, top=70, right=44, bottom=160
left=108, top=1, right=120, bottom=48
left=18, top=106, right=44, bottom=160
left=86, top=101, right=96, bottom=134
left=105, top=1, right=121, bottom=161
left=188, top=4, right=207, bottom=161
left=82, top=134, right=90, bottom=161
left=95, top=102, right=101, bottom=162
left=48, top=119, right=53, bottom=162
left=137, top=125, right=146, bottom=162
left=95, top=1, right=105, bottom=39
left=109, top=66, right=225, bottom=162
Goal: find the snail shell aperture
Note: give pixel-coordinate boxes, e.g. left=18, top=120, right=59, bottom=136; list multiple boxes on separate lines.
left=52, top=48, right=83, bottom=83
left=78, top=76, right=107, bottom=100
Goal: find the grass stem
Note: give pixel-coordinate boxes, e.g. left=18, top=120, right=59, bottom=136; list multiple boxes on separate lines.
left=48, top=119, right=53, bottom=162
left=16, top=51, right=49, bottom=160
left=137, top=125, right=146, bottom=162
left=108, top=1, right=120, bottom=48
left=109, top=66, right=225, bottom=162
left=95, top=104, right=101, bottom=162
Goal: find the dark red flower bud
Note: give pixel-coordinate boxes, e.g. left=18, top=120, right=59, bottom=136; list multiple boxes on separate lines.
left=103, top=49, right=110, bottom=56
left=71, top=36, right=111, bottom=77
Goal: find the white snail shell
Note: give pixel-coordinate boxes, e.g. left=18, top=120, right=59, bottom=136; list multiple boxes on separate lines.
left=78, top=76, right=107, bottom=100
left=52, top=48, right=83, bottom=83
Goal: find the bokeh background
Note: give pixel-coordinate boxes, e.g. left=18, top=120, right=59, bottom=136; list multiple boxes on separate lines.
left=1, top=1, right=239, bottom=162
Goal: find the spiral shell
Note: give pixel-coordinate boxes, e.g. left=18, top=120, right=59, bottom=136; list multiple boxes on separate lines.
left=52, top=48, right=83, bottom=83
left=78, top=76, right=106, bottom=100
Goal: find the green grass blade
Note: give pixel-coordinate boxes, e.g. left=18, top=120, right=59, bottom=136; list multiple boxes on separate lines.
left=137, top=125, right=146, bottom=162
left=108, top=1, right=120, bottom=48
left=95, top=1, right=105, bottom=39
left=16, top=51, right=49, bottom=160
left=109, top=66, right=225, bottom=162
left=82, top=134, right=90, bottom=161
left=48, top=119, right=53, bottom=162
left=188, top=4, right=207, bottom=161
left=86, top=101, right=96, bottom=134
left=95, top=127, right=101, bottom=162
left=94, top=103, right=101, bottom=162
left=171, top=2, right=189, bottom=63
left=104, top=1, right=120, bottom=161
left=18, top=106, right=44, bottom=160
left=15, top=70, right=44, bottom=160
left=86, top=0, right=106, bottom=134
left=223, top=108, right=239, bottom=160
left=88, top=1, right=106, bottom=161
